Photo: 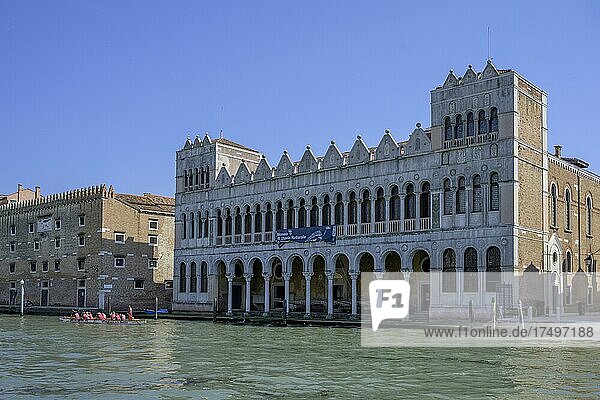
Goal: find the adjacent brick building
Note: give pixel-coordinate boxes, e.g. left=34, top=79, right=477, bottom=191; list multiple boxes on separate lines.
left=0, top=184, right=174, bottom=311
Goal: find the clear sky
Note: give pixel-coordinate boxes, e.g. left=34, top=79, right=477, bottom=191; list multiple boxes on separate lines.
left=1, top=1, right=599, bottom=197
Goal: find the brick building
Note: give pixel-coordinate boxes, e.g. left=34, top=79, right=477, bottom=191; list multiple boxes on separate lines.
left=1, top=184, right=42, bottom=205
left=171, top=60, right=600, bottom=318
left=0, top=184, right=174, bottom=311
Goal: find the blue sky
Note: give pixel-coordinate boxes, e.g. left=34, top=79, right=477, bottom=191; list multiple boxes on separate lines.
left=1, top=1, right=599, bottom=197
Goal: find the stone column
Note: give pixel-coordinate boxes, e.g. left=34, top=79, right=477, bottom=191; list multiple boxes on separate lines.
left=384, top=196, right=390, bottom=230
left=244, top=273, right=253, bottom=314
left=350, top=271, right=359, bottom=317
left=263, top=272, right=271, bottom=315
left=370, top=197, right=376, bottom=232
left=326, top=271, right=334, bottom=318
left=250, top=212, right=256, bottom=242
left=261, top=211, right=266, bottom=241
left=226, top=273, right=233, bottom=316
left=303, top=271, right=313, bottom=317
left=343, top=200, right=348, bottom=228
left=357, top=200, right=362, bottom=226
left=241, top=213, right=246, bottom=243
left=283, top=272, right=291, bottom=314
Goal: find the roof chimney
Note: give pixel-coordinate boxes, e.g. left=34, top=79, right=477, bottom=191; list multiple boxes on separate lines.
left=35, top=186, right=41, bottom=199
left=554, top=145, right=562, bottom=158
left=17, top=184, right=23, bottom=201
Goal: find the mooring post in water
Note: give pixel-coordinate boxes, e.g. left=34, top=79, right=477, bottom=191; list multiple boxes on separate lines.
left=283, top=299, right=288, bottom=326
left=468, top=299, right=474, bottom=328
left=20, top=279, right=24, bottom=317
left=491, top=297, right=496, bottom=330
left=155, top=297, right=158, bottom=320
left=212, top=297, right=217, bottom=323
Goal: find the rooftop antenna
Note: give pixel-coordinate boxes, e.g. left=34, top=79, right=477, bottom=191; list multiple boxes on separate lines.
left=219, top=105, right=224, bottom=139
left=219, top=129, right=223, bottom=139
left=487, top=27, right=492, bottom=61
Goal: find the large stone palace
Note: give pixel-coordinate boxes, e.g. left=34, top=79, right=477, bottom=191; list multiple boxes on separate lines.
left=173, top=61, right=600, bottom=318
left=0, top=185, right=175, bottom=311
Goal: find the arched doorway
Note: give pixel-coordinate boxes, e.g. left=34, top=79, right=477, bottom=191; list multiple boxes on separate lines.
left=270, top=257, right=284, bottom=311
left=357, top=252, right=375, bottom=314
left=333, top=254, right=351, bottom=314
left=412, top=250, right=430, bottom=314
left=307, top=254, right=326, bottom=315
left=289, top=255, right=305, bottom=314
left=216, top=260, right=227, bottom=312
left=231, top=260, right=244, bottom=311
left=384, top=251, right=403, bottom=278
left=250, top=259, right=264, bottom=313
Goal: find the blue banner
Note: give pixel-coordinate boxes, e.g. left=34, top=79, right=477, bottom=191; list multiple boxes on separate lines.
left=276, top=225, right=336, bottom=246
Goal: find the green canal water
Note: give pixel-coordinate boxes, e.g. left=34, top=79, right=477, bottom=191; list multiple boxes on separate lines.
left=0, top=315, right=598, bottom=399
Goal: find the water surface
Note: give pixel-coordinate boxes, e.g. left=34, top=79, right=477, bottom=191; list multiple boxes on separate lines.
left=0, top=315, right=598, bottom=399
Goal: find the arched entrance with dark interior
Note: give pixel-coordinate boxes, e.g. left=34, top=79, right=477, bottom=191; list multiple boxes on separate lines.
left=411, top=250, right=431, bottom=314
left=309, top=254, right=327, bottom=315
left=270, top=257, right=284, bottom=311
left=216, top=261, right=227, bottom=312
left=384, top=251, right=403, bottom=279
left=333, top=254, right=351, bottom=314
left=289, top=255, right=305, bottom=314
left=357, top=252, right=375, bottom=314
left=232, top=260, right=244, bottom=311
left=249, top=259, right=264, bottom=313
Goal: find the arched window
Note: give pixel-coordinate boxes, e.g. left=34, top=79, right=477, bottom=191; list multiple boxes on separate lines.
left=225, top=209, right=232, bottom=236
left=564, top=251, right=572, bottom=273
left=310, top=197, right=319, bottom=227
left=205, top=166, right=210, bottom=188
left=200, top=262, right=208, bottom=293
left=454, top=114, right=464, bottom=139
left=375, top=188, right=385, bottom=222
left=266, top=203, right=274, bottom=232
left=478, top=110, right=487, bottom=135
left=551, top=183, right=558, bottom=228
left=179, top=263, right=187, bottom=293
left=587, top=196, right=593, bottom=236
left=322, top=195, right=331, bottom=226
left=389, top=185, right=400, bottom=220
left=244, top=206, right=252, bottom=234
left=490, top=173, right=500, bottom=211
left=197, top=211, right=203, bottom=238
left=276, top=201, right=284, bottom=230
left=456, top=177, right=466, bottom=214
left=472, top=175, right=482, bottom=212
left=189, top=212, right=195, bottom=239
left=286, top=200, right=295, bottom=228
left=216, top=210, right=223, bottom=237
left=234, top=207, right=242, bottom=235
left=361, top=190, right=371, bottom=223
left=486, top=247, right=501, bottom=292
left=334, top=193, right=344, bottom=225
left=255, top=205, right=262, bottom=233
left=200, top=167, right=205, bottom=186
left=194, top=168, right=199, bottom=186
left=464, top=248, right=478, bottom=292
left=444, top=117, right=452, bottom=141
left=189, top=262, right=197, bottom=293
left=204, top=211, right=209, bottom=238
left=466, top=112, right=474, bottom=137
left=182, top=213, right=187, bottom=239
left=443, top=179, right=453, bottom=215
left=442, top=249, right=456, bottom=292
left=404, top=184, right=415, bottom=219
left=184, top=170, right=188, bottom=188
left=189, top=170, right=193, bottom=187
left=565, top=188, right=572, bottom=230
left=420, top=182, right=431, bottom=218
left=298, top=198, right=307, bottom=228
left=348, top=191, right=357, bottom=224
left=489, top=107, right=498, bottom=132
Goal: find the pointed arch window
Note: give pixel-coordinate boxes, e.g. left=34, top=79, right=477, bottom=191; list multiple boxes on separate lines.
left=298, top=198, right=307, bottom=228
left=348, top=192, right=357, bottom=224
left=216, top=210, right=223, bottom=237
left=442, top=249, right=456, bottom=292
left=255, top=205, right=262, bottom=233
left=205, top=166, right=210, bottom=188
left=244, top=206, right=252, bottom=234
left=443, top=179, right=453, bottom=215
left=478, top=110, right=487, bottom=135
left=182, top=213, right=187, bottom=239
left=276, top=201, right=284, bottom=230
left=489, top=107, right=499, bottom=132
left=551, top=183, right=558, bottom=228
left=200, top=167, right=205, bottom=186
left=189, top=262, right=197, bottom=293
left=361, top=190, right=371, bottom=223
left=194, top=168, right=199, bottom=186
left=456, top=177, right=466, bottom=214
left=466, top=112, right=475, bottom=136
left=375, top=188, right=385, bottom=222
left=286, top=200, right=295, bottom=228
left=322, top=195, right=332, bottom=226
left=490, top=172, right=500, bottom=211
left=472, top=175, right=482, bottom=212
left=189, top=212, right=195, bottom=239
left=389, top=185, right=400, bottom=220
left=464, top=248, right=478, bottom=292
left=564, top=251, right=573, bottom=273
left=310, top=196, right=319, bottom=227
left=454, top=114, right=464, bottom=139
left=420, top=182, right=431, bottom=218
left=266, top=203, right=274, bottom=232
left=179, top=263, right=187, bottom=293
left=334, top=193, right=344, bottom=225
left=204, top=211, right=209, bottom=238
left=565, top=188, right=572, bottom=231
left=234, top=207, right=242, bottom=235
left=404, top=184, right=416, bottom=219
left=225, top=209, right=232, bottom=236
left=200, top=262, right=208, bottom=293
left=444, top=117, right=452, bottom=141
left=587, top=196, right=593, bottom=236
left=197, top=211, right=203, bottom=238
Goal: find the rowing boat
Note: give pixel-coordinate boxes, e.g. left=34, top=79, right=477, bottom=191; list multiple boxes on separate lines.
left=59, top=317, right=146, bottom=325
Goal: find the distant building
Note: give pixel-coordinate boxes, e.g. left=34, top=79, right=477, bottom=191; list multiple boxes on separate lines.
left=173, top=61, right=600, bottom=319
left=0, top=184, right=42, bottom=205
left=0, top=185, right=175, bottom=311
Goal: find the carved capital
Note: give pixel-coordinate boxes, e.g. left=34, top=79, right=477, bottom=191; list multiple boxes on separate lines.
left=262, top=272, right=272, bottom=280
left=303, top=271, right=314, bottom=279
left=243, top=273, right=253, bottom=280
